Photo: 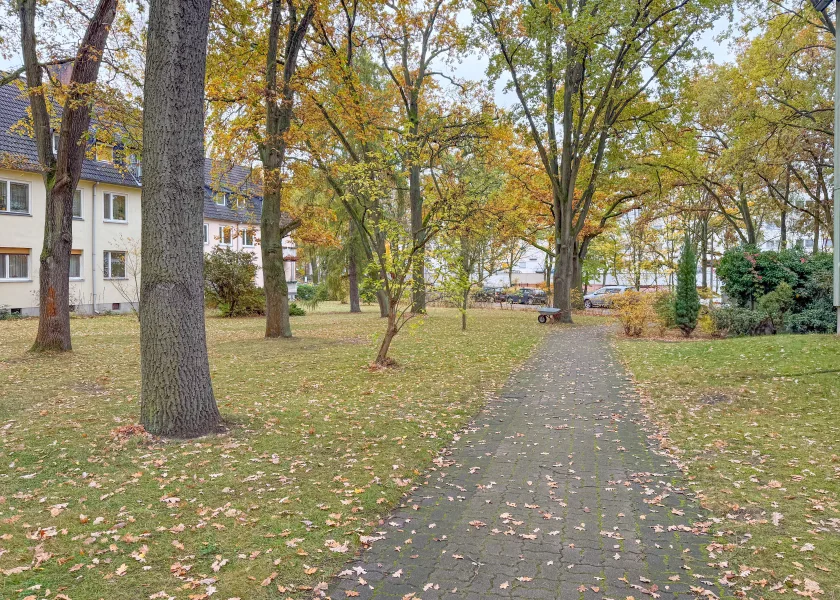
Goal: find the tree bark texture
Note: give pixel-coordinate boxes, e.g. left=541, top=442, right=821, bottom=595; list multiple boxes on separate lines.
left=139, top=0, right=220, bottom=438
left=21, top=0, right=117, bottom=352
left=261, top=0, right=314, bottom=338
left=347, top=227, right=361, bottom=313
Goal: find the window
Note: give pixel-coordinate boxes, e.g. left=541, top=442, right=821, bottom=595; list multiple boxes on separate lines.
left=72, top=189, right=83, bottom=218
left=69, top=251, right=82, bottom=279
left=241, top=228, right=255, bottom=247
left=103, top=251, right=126, bottom=279
left=203, top=224, right=209, bottom=245
left=214, top=191, right=228, bottom=207
left=96, top=142, right=114, bottom=163
left=52, top=133, right=60, bottom=155
left=218, top=226, right=232, bottom=246
left=0, top=249, right=29, bottom=280
left=0, top=180, right=30, bottom=214
left=103, top=193, right=127, bottom=222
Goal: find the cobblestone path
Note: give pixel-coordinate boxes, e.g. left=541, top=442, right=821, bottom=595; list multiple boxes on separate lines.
left=330, top=326, right=724, bottom=599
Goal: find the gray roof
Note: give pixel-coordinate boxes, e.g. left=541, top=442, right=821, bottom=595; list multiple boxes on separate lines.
left=0, top=82, right=280, bottom=226
left=203, top=160, right=264, bottom=225
left=0, top=83, right=141, bottom=188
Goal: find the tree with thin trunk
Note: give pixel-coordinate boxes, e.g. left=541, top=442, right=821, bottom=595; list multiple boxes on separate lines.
left=260, top=0, right=315, bottom=338
left=15, top=0, right=118, bottom=352
left=139, top=0, right=220, bottom=438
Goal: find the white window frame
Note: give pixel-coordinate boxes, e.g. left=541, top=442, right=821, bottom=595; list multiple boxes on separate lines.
left=0, top=179, right=31, bottom=215
left=203, top=223, right=209, bottom=245
left=241, top=227, right=255, bottom=247
left=218, top=226, right=232, bottom=246
left=69, top=252, right=83, bottom=280
left=214, top=191, right=228, bottom=207
left=103, top=192, right=127, bottom=223
left=103, top=250, right=127, bottom=279
left=0, top=252, right=30, bottom=282
left=72, top=188, right=83, bottom=219
left=52, top=132, right=60, bottom=155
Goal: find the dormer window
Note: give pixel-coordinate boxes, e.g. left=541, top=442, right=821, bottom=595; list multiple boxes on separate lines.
left=96, top=142, right=114, bottom=163
left=214, top=191, right=231, bottom=207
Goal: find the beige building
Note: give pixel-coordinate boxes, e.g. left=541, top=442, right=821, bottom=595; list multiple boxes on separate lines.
left=0, top=83, right=296, bottom=316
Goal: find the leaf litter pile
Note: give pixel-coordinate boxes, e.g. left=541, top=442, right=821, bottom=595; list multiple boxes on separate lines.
left=0, top=307, right=543, bottom=599
left=617, top=333, right=840, bottom=598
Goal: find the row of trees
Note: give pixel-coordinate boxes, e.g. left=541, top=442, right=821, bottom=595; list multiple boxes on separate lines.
left=1, top=0, right=835, bottom=436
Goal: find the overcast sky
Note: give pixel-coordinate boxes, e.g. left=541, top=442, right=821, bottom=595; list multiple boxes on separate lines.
left=1, top=11, right=738, bottom=107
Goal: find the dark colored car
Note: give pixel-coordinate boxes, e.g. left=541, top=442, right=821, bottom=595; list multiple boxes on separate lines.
left=506, top=288, right=547, bottom=305
left=472, top=287, right=503, bottom=302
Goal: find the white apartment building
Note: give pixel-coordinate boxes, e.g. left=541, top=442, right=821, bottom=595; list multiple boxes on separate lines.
left=0, top=83, right=296, bottom=316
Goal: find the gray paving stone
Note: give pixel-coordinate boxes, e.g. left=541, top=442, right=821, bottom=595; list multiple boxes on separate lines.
left=327, top=325, right=728, bottom=599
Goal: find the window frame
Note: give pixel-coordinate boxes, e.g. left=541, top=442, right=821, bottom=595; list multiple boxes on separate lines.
left=0, top=251, right=30, bottom=282
left=103, top=192, right=128, bottom=223
left=203, top=223, right=209, bottom=245
left=103, top=250, right=127, bottom=279
left=72, top=188, right=83, bottom=219
left=241, top=227, right=255, bottom=247
left=218, top=226, right=232, bottom=246
left=69, top=251, right=83, bottom=280
left=214, top=191, right=229, bottom=207
left=0, top=179, right=31, bottom=215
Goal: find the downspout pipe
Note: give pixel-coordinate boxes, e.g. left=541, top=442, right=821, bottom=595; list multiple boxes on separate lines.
left=91, top=181, right=99, bottom=314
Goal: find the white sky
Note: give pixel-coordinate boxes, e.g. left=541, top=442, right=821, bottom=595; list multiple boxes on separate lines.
left=1, top=10, right=737, bottom=107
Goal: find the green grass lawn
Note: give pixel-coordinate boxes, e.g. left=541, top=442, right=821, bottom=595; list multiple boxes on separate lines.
left=0, top=305, right=545, bottom=600
left=616, top=333, right=840, bottom=597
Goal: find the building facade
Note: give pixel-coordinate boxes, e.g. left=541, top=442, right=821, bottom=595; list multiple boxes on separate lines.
left=0, top=83, right=296, bottom=316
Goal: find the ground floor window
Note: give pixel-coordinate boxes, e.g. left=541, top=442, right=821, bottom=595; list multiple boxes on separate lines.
left=219, top=226, right=232, bottom=246
left=241, top=227, right=255, bottom=247
left=103, top=251, right=126, bottom=279
left=0, top=249, right=29, bottom=280
left=70, top=251, right=82, bottom=279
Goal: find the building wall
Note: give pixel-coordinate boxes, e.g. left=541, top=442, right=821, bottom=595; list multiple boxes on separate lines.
left=203, top=218, right=297, bottom=298
left=1, top=169, right=298, bottom=316
left=0, top=169, right=142, bottom=315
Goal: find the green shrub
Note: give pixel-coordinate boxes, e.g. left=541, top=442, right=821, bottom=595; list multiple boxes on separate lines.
left=204, top=247, right=259, bottom=317
left=708, top=307, right=770, bottom=337
left=675, top=237, right=700, bottom=337
left=717, top=246, right=835, bottom=334
left=289, top=302, right=306, bottom=317
left=652, top=291, right=676, bottom=333
left=757, top=282, right=794, bottom=330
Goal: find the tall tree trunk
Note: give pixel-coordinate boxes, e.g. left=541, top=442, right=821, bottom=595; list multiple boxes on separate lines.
left=814, top=215, right=820, bottom=255
left=261, top=0, right=314, bottom=338
left=410, top=160, right=426, bottom=313
left=780, top=206, right=787, bottom=249
left=140, top=0, right=219, bottom=438
left=701, top=219, right=708, bottom=288
left=375, top=290, right=389, bottom=317
left=348, top=224, right=361, bottom=313
left=21, top=0, right=117, bottom=352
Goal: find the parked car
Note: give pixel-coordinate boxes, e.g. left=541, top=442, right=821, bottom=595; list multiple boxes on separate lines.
left=582, top=285, right=629, bottom=308
left=506, top=288, right=547, bottom=305
left=472, top=287, right=504, bottom=302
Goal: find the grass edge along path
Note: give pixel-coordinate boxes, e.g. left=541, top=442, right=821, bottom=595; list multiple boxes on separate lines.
left=0, top=307, right=551, bottom=600
left=615, top=333, right=840, bottom=599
